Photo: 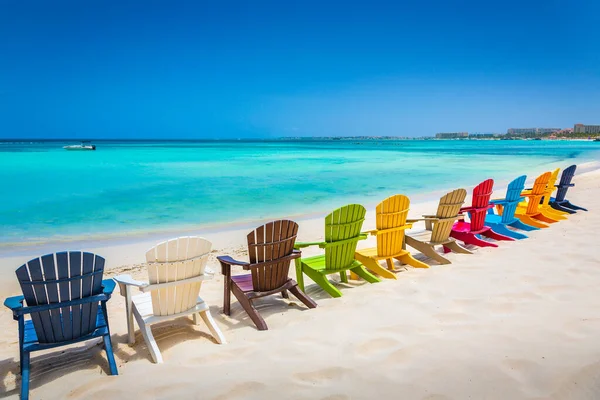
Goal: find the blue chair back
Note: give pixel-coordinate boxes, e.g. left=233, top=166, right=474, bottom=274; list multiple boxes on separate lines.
left=555, top=165, right=576, bottom=202
left=500, top=175, right=526, bottom=223
left=15, top=252, right=106, bottom=343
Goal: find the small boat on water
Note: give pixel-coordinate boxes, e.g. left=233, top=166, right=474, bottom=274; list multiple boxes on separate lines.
left=63, top=141, right=96, bottom=151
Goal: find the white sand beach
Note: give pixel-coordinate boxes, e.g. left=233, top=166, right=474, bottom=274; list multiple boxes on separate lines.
left=1, top=169, right=599, bottom=399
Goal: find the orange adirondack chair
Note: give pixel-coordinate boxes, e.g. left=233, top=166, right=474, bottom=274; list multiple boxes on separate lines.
left=514, top=171, right=557, bottom=228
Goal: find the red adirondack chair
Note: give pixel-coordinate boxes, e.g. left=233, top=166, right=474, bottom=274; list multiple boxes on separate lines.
left=449, top=179, right=515, bottom=248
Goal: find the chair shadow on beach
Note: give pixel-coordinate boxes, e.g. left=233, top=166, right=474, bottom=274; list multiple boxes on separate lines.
left=0, top=340, right=116, bottom=399
left=111, top=317, right=221, bottom=364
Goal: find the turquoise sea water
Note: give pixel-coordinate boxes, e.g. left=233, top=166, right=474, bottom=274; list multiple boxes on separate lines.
left=1, top=140, right=599, bottom=245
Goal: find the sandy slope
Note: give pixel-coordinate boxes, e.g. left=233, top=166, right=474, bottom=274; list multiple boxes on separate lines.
left=0, top=170, right=599, bottom=399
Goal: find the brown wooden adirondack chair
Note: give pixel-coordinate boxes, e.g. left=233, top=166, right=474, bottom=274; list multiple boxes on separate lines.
left=404, top=188, right=473, bottom=264
left=218, top=220, right=317, bottom=331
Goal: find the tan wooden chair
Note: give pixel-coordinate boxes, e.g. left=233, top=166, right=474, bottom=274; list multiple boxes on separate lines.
left=114, top=236, right=225, bottom=363
left=404, top=188, right=472, bottom=264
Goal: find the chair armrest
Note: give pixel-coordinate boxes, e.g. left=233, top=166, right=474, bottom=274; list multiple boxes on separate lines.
left=217, top=255, right=250, bottom=273
left=489, top=198, right=508, bottom=205
left=361, top=229, right=378, bottom=236
left=217, top=256, right=250, bottom=266
left=4, top=295, right=25, bottom=319
left=113, top=274, right=149, bottom=297
left=406, top=218, right=424, bottom=223
left=294, top=241, right=326, bottom=249
left=102, top=279, right=116, bottom=296
left=114, top=274, right=148, bottom=288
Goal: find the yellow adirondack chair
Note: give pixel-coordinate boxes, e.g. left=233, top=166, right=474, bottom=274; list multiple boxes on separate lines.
left=518, top=169, right=567, bottom=223
left=404, top=188, right=473, bottom=264
left=538, top=168, right=569, bottom=219
left=354, top=194, right=429, bottom=278
left=514, top=171, right=557, bottom=228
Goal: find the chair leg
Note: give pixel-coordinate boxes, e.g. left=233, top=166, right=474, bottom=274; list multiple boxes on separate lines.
left=354, top=253, right=397, bottom=279
left=103, top=334, right=119, bottom=375
left=21, top=351, right=30, bottom=400
left=281, top=289, right=289, bottom=299
left=486, top=223, right=528, bottom=240
left=385, top=258, right=394, bottom=271
left=231, top=283, right=268, bottom=330
left=443, top=240, right=473, bottom=255
left=349, top=265, right=381, bottom=284
left=550, top=202, right=576, bottom=214
left=563, top=200, right=587, bottom=211
left=289, top=282, right=318, bottom=309
left=339, top=271, right=349, bottom=284
left=395, top=252, right=430, bottom=268
left=223, top=273, right=232, bottom=316
left=294, top=259, right=305, bottom=291
left=302, top=266, right=344, bottom=298
left=199, top=310, right=227, bottom=344
left=516, top=215, right=549, bottom=229
left=418, top=245, right=452, bottom=265
left=509, top=219, right=540, bottom=231
left=405, top=236, right=451, bottom=264
left=452, top=231, right=498, bottom=248
left=124, top=287, right=135, bottom=344
left=532, top=212, right=560, bottom=224
left=540, top=208, right=567, bottom=220
left=480, top=228, right=515, bottom=242
left=134, top=312, right=163, bottom=363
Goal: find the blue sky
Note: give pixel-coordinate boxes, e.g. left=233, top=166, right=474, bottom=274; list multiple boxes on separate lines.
left=0, top=0, right=598, bottom=139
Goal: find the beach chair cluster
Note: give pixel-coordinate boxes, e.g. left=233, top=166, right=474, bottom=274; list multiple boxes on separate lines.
left=3, top=164, right=586, bottom=399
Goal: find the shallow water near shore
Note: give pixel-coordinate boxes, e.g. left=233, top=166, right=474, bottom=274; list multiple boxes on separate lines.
left=2, top=139, right=599, bottom=245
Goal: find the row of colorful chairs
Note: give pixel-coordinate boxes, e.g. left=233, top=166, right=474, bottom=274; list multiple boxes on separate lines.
left=3, top=164, right=586, bottom=399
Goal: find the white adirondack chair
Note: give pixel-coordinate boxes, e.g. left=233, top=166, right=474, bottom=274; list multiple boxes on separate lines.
left=114, top=236, right=226, bottom=363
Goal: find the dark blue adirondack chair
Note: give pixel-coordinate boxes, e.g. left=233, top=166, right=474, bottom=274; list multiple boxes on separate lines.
left=550, top=165, right=587, bottom=213
left=485, top=175, right=539, bottom=239
left=3, top=252, right=118, bottom=399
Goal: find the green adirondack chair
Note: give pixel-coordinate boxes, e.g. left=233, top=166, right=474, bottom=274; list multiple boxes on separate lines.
left=294, top=204, right=380, bottom=298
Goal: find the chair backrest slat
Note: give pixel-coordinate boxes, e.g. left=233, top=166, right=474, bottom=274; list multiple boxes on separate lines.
left=40, top=254, right=64, bottom=342
left=247, top=220, right=298, bottom=291
left=541, top=168, right=560, bottom=207
left=526, top=172, right=551, bottom=215
left=375, top=195, right=410, bottom=258
left=470, top=179, right=494, bottom=230
left=556, top=164, right=576, bottom=202
left=431, top=188, right=467, bottom=242
left=500, top=175, right=527, bottom=224
left=146, top=236, right=212, bottom=317
left=325, top=204, right=366, bottom=270
left=15, top=252, right=106, bottom=344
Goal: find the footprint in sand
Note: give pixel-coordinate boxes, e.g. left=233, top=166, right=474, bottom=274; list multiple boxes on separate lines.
left=355, top=337, right=401, bottom=357
left=320, top=395, right=351, bottom=400
left=432, top=311, right=472, bottom=323
left=293, top=366, right=352, bottom=386
left=487, top=302, right=516, bottom=314
left=500, top=358, right=541, bottom=381
left=550, top=361, right=600, bottom=399
left=213, top=381, right=267, bottom=400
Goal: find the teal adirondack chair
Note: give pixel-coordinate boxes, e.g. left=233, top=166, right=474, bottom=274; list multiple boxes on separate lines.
left=294, top=204, right=380, bottom=298
left=485, top=175, right=539, bottom=239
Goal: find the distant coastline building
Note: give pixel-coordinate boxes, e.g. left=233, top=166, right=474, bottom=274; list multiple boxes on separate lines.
left=574, top=124, right=600, bottom=134
left=507, top=128, right=561, bottom=135
left=435, top=132, right=468, bottom=139
left=469, top=133, right=497, bottom=139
